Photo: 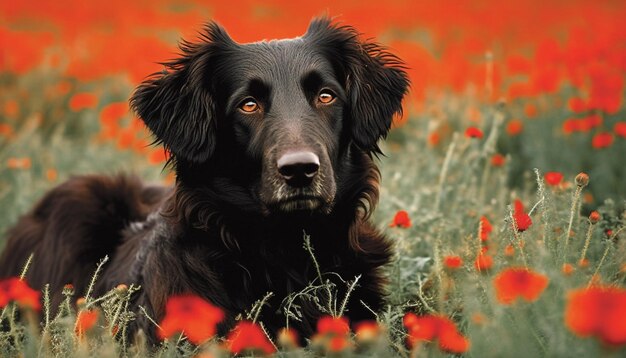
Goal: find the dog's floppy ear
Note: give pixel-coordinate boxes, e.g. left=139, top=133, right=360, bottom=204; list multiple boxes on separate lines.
left=130, top=23, right=234, bottom=163
left=305, top=18, right=409, bottom=154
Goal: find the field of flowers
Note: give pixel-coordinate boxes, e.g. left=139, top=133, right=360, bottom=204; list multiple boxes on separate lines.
left=1, top=0, right=626, bottom=357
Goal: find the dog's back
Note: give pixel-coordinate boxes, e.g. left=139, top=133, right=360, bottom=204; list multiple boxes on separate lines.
left=0, top=175, right=168, bottom=306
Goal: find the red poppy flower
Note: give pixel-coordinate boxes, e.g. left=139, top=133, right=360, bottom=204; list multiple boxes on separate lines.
left=390, top=210, right=411, bottom=228
left=592, top=132, right=614, bottom=149
left=328, top=336, right=352, bottom=352
left=494, top=267, right=549, bottom=305
left=524, top=103, right=538, bottom=118
left=615, top=122, right=626, bottom=138
left=158, top=295, right=224, bottom=345
left=565, top=285, right=626, bottom=346
left=403, top=313, right=470, bottom=354
left=75, top=309, right=99, bottom=336
left=227, top=321, right=276, bottom=355
left=317, top=316, right=350, bottom=336
left=465, top=126, right=483, bottom=139
left=99, top=102, right=128, bottom=126
left=69, top=92, right=98, bottom=112
left=0, top=277, right=41, bottom=311
left=584, top=115, right=603, bottom=129
left=444, top=255, right=463, bottom=270
left=513, top=199, right=532, bottom=232
left=479, top=216, right=492, bottom=241
left=562, top=118, right=578, bottom=134
left=506, top=119, right=523, bottom=136
left=568, top=97, right=587, bottom=113
left=474, top=252, right=494, bottom=272
left=491, top=153, right=505, bottom=167
left=544, top=172, right=564, bottom=186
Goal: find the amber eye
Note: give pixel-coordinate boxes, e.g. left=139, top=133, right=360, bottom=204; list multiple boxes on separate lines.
left=239, top=99, right=259, bottom=113
left=318, top=89, right=336, bottom=104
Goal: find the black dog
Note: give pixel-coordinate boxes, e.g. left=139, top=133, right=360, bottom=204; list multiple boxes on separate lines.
left=0, top=18, right=408, bottom=342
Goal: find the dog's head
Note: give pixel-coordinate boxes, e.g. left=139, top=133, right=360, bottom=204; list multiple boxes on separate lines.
left=131, top=18, right=408, bottom=215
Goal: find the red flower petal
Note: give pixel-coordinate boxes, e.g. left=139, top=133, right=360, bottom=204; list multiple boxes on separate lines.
left=227, top=321, right=276, bottom=355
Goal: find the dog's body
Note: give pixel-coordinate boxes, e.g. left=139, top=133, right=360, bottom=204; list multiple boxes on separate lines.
left=0, top=18, right=408, bottom=342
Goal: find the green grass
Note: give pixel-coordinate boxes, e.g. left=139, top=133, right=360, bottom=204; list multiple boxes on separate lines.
left=0, top=71, right=625, bottom=357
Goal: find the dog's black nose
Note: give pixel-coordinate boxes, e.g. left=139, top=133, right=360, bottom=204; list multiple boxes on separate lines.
left=277, top=151, right=320, bottom=187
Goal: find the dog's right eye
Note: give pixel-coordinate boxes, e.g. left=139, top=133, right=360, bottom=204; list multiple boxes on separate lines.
left=239, top=99, right=259, bottom=113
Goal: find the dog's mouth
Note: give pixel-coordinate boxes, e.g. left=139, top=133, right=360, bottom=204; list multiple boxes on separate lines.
left=274, top=194, right=324, bottom=211
left=263, top=193, right=329, bottom=213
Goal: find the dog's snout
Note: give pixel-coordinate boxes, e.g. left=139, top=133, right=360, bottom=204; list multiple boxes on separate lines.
left=277, top=151, right=320, bottom=187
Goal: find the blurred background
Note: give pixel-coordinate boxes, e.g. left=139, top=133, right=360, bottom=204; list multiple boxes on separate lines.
left=1, top=0, right=626, bottom=234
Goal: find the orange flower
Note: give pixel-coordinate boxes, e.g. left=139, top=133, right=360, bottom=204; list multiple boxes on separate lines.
left=227, top=321, right=276, bottom=355
left=494, top=267, right=549, bottom=305
left=403, top=313, right=470, bottom=354
left=524, top=103, right=537, bottom=118
left=354, top=321, right=382, bottom=344
left=474, top=252, right=493, bottom=272
left=465, top=126, right=483, bottom=139
left=444, top=255, right=463, bottom=270
left=589, top=211, right=601, bottom=224
left=562, top=263, right=575, bottom=276
left=7, top=157, right=31, bottom=170
left=75, top=309, right=99, bottom=336
left=3, top=100, right=19, bottom=117
left=592, top=132, right=613, bottom=149
left=0, top=277, right=41, bottom=311
left=149, top=149, right=169, bottom=164
left=615, top=122, right=626, bottom=138
left=390, top=210, right=411, bottom=228
left=158, top=295, right=224, bottom=345
left=46, top=168, right=58, bottom=182
left=504, top=244, right=515, bottom=257
left=491, top=153, right=505, bottom=167
left=506, top=119, right=523, bottom=136
left=479, top=216, right=492, bottom=241
left=578, top=258, right=590, bottom=268
left=69, top=92, right=98, bottom=112
left=0, top=123, right=13, bottom=138
left=277, top=327, right=299, bottom=349
left=565, top=285, right=626, bottom=346
left=544, top=172, right=563, bottom=186
left=428, top=131, right=441, bottom=147
left=513, top=199, right=532, bottom=232
left=317, top=316, right=350, bottom=336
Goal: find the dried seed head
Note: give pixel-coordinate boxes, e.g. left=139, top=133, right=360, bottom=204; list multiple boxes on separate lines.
left=589, top=211, right=601, bottom=224
left=575, top=172, right=589, bottom=187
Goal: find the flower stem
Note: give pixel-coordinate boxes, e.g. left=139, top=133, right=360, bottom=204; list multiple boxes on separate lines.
left=563, top=186, right=582, bottom=263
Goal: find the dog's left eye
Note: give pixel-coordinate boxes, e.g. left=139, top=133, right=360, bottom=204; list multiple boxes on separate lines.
left=318, top=89, right=336, bottom=104
left=239, top=98, right=260, bottom=113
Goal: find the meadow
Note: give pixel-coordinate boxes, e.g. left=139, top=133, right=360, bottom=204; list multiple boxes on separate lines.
left=1, top=0, right=625, bottom=357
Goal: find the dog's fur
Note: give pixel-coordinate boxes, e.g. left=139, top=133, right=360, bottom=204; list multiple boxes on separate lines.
left=0, top=18, right=408, bottom=342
